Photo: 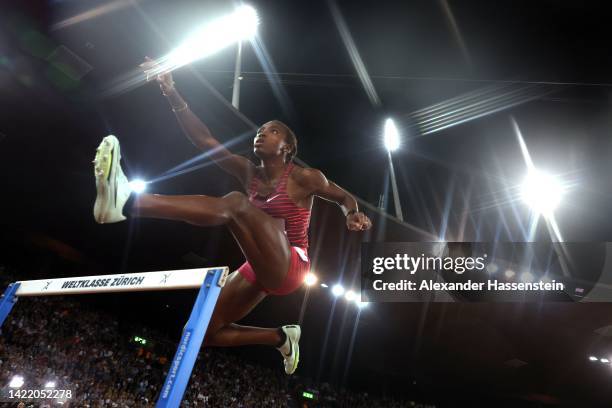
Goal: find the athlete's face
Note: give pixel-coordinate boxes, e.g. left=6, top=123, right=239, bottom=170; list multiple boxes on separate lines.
left=253, top=121, right=290, bottom=160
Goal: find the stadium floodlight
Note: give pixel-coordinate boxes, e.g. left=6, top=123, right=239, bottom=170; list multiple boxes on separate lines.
left=486, top=263, right=498, bottom=274
left=304, top=272, right=318, bottom=286
left=520, top=170, right=564, bottom=215
left=146, top=5, right=259, bottom=80
left=601, top=358, right=610, bottom=364
left=589, top=356, right=598, bottom=361
left=9, top=375, right=24, bottom=388
left=345, top=290, right=356, bottom=301
left=129, top=179, right=147, bottom=194
left=383, top=118, right=400, bottom=152
left=332, top=284, right=345, bottom=297
left=356, top=299, right=369, bottom=309
left=45, top=381, right=56, bottom=388
left=504, top=269, right=515, bottom=279
left=320, top=283, right=328, bottom=288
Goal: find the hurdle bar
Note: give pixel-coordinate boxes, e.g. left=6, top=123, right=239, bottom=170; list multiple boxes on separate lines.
left=0, top=267, right=229, bottom=408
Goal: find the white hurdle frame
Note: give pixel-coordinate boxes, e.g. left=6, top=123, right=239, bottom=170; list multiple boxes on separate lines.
left=0, top=267, right=229, bottom=408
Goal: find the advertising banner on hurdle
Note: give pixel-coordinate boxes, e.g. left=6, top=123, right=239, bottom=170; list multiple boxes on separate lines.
left=14, top=269, right=215, bottom=297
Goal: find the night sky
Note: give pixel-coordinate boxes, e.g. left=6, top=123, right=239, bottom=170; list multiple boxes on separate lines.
left=2, top=1, right=612, bottom=405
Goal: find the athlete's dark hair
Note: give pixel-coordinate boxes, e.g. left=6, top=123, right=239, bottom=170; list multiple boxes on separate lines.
left=272, top=120, right=298, bottom=163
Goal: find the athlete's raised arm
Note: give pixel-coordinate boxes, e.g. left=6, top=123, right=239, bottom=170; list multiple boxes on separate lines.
left=296, top=168, right=372, bottom=231
left=140, top=57, right=254, bottom=186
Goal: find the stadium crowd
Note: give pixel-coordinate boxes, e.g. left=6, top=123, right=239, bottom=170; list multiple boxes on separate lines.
left=0, top=266, right=425, bottom=407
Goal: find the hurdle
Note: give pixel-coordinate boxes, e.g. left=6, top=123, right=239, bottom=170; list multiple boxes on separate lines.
left=0, top=266, right=229, bottom=408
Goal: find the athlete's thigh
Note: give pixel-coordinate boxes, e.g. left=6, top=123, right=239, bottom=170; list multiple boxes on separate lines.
left=207, top=271, right=267, bottom=334
left=226, top=196, right=292, bottom=289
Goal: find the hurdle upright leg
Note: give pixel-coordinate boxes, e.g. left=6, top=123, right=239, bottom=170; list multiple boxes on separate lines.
left=0, top=283, right=20, bottom=329
left=156, top=267, right=228, bottom=408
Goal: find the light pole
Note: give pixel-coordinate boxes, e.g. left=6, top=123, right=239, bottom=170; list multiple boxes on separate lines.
left=384, top=118, right=403, bottom=221
left=231, top=40, right=243, bottom=109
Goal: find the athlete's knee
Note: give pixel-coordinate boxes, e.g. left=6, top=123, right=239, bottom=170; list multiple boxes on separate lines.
left=203, top=321, right=225, bottom=346
left=203, top=330, right=220, bottom=346
left=222, top=191, right=251, bottom=218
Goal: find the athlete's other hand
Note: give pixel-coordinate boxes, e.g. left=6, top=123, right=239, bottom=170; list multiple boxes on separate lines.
left=140, top=56, right=174, bottom=93
left=347, top=212, right=372, bottom=231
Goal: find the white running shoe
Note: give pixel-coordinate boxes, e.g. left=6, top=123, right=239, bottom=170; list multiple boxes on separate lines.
left=93, top=135, right=131, bottom=224
left=278, top=325, right=301, bottom=375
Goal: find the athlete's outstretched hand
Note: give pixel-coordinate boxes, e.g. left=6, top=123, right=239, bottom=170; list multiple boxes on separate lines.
left=139, top=56, right=174, bottom=93
left=347, top=211, right=372, bottom=231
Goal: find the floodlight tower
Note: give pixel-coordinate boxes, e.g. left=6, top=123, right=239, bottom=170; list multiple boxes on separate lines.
left=384, top=118, right=403, bottom=221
